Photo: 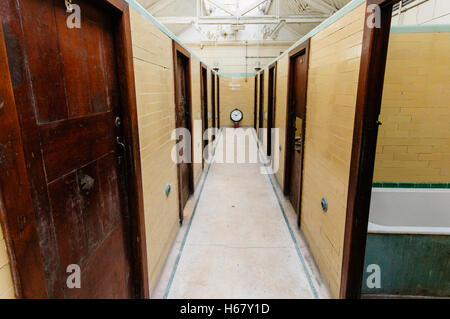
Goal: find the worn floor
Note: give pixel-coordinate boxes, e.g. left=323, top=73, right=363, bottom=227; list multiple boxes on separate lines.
left=152, top=128, right=331, bottom=299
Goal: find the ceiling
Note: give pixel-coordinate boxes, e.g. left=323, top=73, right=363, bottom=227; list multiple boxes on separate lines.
left=137, top=0, right=352, bottom=44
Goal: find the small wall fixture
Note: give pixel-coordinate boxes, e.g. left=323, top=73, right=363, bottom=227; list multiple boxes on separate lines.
left=321, top=198, right=328, bottom=212
left=165, top=184, right=171, bottom=196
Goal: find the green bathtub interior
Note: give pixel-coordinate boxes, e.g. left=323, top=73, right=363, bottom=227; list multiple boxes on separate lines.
left=362, top=233, right=450, bottom=297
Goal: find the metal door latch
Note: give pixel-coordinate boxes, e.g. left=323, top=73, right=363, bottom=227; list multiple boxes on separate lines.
left=115, top=116, right=122, bottom=128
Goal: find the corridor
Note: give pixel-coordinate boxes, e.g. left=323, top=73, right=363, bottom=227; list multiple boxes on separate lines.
left=1, top=0, right=448, bottom=301
left=152, top=128, right=331, bottom=299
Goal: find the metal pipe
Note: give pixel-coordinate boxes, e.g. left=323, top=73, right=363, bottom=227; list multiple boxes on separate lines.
left=392, top=0, right=430, bottom=18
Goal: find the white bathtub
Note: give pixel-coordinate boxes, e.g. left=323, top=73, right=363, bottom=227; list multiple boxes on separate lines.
left=368, top=188, right=450, bottom=235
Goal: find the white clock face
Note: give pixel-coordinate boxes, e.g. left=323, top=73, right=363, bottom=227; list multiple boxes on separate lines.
left=231, top=109, right=243, bottom=122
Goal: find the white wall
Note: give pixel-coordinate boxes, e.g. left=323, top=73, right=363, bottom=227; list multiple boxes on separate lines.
left=391, top=0, right=450, bottom=25
left=187, top=42, right=293, bottom=75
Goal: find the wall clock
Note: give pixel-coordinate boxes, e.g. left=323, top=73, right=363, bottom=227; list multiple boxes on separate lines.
left=230, top=109, right=243, bottom=128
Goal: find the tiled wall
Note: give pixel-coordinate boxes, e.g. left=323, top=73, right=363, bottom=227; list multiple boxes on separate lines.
left=130, top=7, right=183, bottom=293
left=130, top=6, right=212, bottom=293
left=190, top=58, right=204, bottom=186
left=0, top=226, right=14, bottom=298
left=374, top=31, right=450, bottom=183
left=271, top=3, right=366, bottom=298
left=301, top=4, right=365, bottom=298
left=219, top=76, right=255, bottom=127
left=274, top=55, right=289, bottom=187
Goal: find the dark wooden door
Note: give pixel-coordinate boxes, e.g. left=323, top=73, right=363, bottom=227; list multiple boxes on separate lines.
left=211, top=72, right=216, bottom=129
left=254, top=75, right=258, bottom=129
left=201, top=67, right=209, bottom=152
left=175, top=53, right=191, bottom=211
left=1, top=0, right=134, bottom=298
left=258, top=72, right=264, bottom=141
left=216, top=76, right=220, bottom=128
left=288, top=53, right=308, bottom=219
left=267, top=66, right=276, bottom=157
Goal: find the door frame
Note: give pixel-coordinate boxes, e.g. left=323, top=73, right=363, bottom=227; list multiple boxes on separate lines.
left=258, top=71, right=265, bottom=140
left=267, top=62, right=277, bottom=157
left=283, top=39, right=310, bottom=227
left=340, top=0, right=399, bottom=299
left=200, top=63, right=209, bottom=169
left=0, top=0, right=149, bottom=298
left=172, top=40, right=194, bottom=224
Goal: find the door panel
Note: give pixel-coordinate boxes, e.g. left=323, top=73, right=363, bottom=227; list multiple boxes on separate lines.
left=293, top=55, right=308, bottom=117
left=258, top=72, right=264, bottom=140
left=211, top=72, right=216, bottom=128
left=254, top=76, right=258, bottom=129
left=267, top=66, right=276, bottom=157
left=289, top=117, right=303, bottom=213
left=216, top=76, right=220, bottom=128
left=1, top=0, right=133, bottom=298
left=175, top=53, right=191, bottom=211
left=201, top=67, right=209, bottom=153
left=288, top=52, right=308, bottom=218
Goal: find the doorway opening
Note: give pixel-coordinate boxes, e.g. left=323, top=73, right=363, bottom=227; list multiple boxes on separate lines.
left=211, top=71, right=216, bottom=131
left=254, top=75, right=258, bottom=129
left=267, top=63, right=277, bottom=157
left=173, top=41, right=194, bottom=224
left=216, top=76, right=221, bottom=129
left=200, top=63, right=208, bottom=169
left=283, top=39, right=310, bottom=227
left=258, top=71, right=265, bottom=142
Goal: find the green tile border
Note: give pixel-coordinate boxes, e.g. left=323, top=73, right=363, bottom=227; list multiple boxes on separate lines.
left=391, top=25, right=450, bottom=34
left=372, top=182, right=450, bottom=189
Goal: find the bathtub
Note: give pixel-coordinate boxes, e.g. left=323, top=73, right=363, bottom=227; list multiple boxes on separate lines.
left=362, top=187, right=450, bottom=297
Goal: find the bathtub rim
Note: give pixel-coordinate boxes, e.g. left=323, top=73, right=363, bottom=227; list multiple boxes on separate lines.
left=368, top=222, right=450, bottom=235
left=369, top=187, right=450, bottom=235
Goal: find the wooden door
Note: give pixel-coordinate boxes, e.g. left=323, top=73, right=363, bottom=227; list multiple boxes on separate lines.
left=211, top=72, right=216, bottom=129
left=254, top=75, right=258, bottom=129
left=200, top=66, right=208, bottom=166
left=258, top=72, right=265, bottom=141
left=1, top=0, right=135, bottom=298
left=267, top=65, right=276, bottom=157
left=175, top=53, right=192, bottom=214
left=286, top=46, right=309, bottom=225
left=216, top=76, right=220, bottom=129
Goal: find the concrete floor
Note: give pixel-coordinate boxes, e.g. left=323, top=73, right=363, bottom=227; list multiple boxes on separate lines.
left=151, top=128, right=332, bottom=299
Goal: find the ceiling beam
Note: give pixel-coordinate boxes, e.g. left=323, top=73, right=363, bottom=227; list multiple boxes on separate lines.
left=146, top=0, right=177, bottom=14
left=264, top=0, right=273, bottom=14
left=185, top=40, right=295, bottom=46
left=204, top=0, right=236, bottom=16
left=268, top=19, right=286, bottom=39
left=284, top=24, right=304, bottom=38
left=156, top=15, right=329, bottom=25
left=304, top=0, right=337, bottom=14
left=240, top=0, right=268, bottom=16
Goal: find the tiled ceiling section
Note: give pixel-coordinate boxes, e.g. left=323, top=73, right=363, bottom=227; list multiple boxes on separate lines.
left=137, top=0, right=352, bottom=43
